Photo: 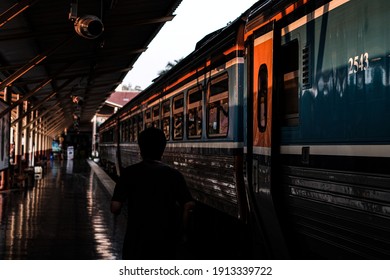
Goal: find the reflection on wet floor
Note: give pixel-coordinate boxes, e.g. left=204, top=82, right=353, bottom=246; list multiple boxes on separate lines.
left=0, top=159, right=126, bottom=260
left=0, top=159, right=255, bottom=260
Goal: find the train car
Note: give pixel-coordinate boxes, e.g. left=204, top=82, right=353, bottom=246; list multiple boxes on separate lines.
left=98, top=115, right=119, bottom=176
left=99, top=0, right=390, bottom=259
left=244, top=0, right=390, bottom=258
left=100, top=15, right=249, bottom=220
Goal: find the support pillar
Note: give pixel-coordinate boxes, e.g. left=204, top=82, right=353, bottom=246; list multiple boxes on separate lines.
left=0, top=87, right=11, bottom=189
left=15, top=98, right=23, bottom=175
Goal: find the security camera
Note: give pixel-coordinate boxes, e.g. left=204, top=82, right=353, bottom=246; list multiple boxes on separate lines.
left=74, top=15, right=104, bottom=39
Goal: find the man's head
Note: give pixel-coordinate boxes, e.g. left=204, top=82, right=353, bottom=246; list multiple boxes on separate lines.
left=138, top=127, right=167, bottom=160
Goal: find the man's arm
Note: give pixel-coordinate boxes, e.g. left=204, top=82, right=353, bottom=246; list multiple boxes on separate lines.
left=111, top=200, right=123, bottom=215
left=182, top=201, right=195, bottom=230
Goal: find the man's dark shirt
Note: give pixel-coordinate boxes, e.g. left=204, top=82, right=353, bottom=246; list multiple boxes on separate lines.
left=112, top=159, right=192, bottom=259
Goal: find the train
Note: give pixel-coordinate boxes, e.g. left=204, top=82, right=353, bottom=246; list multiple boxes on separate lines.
left=98, top=0, right=390, bottom=259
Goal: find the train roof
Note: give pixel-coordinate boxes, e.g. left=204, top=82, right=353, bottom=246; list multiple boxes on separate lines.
left=100, top=0, right=296, bottom=128
left=100, top=12, right=250, bottom=128
left=0, top=0, right=184, bottom=135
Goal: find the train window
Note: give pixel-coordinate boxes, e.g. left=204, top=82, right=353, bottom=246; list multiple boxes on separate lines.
left=120, top=121, right=126, bottom=143
left=207, top=73, right=229, bottom=137
left=258, top=64, right=268, bottom=132
left=129, top=117, right=135, bottom=142
left=119, top=122, right=124, bottom=142
left=130, top=115, right=139, bottom=142
left=173, top=94, right=184, bottom=140
left=187, top=86, right=203, bottom=138
left=125, top=119, right=130, bottom=142
left=104, top=128, right=114, bottom=142
left=122, top=120, right=126, bottom=142
left=145, top=108, right=152, bottom=128
left=136, top=114, right=143, bottom=141
left=302, top=45, right=312, bottom=89
left=162, top=100, right=171, bottom=140
left=129, top=120, right=132, bottom=141
left=152, top=105, right=160, bottom=128
left=281, top=39, right=299, bottom=126
left=125, top=120, right=129, bottom=142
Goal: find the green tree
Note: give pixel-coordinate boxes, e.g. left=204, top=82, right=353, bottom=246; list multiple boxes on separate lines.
left=157, top=58, right=183, bottom=76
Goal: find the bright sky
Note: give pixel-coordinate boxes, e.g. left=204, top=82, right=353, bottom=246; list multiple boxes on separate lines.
left=121, top=0, right=258, bottom=90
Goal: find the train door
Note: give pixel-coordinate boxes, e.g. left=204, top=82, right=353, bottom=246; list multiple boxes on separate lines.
left=247, top=22, right=289, bottom=258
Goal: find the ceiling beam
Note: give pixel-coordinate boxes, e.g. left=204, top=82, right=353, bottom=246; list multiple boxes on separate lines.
left=45, top=112, right=65, bottom=130
left=46, top=123, right=63, bottom=137
left=0, top=36, right=74, bottom=91
left=0, top=0, right=40, bottom=28
left=105, top=15, right=175, bottom=29
left=0, top=15, right=175, bottom=41
left=22, top=106, right=62, bottom=131
left=13, top=66, right=130, bottom=87
left=46, top=119, right=70, bottom=136
left=0, top=62, right=73, bottom=119
left=11, top=78, right=74, bottom=126
left=44, top=48, right=147, bottom=65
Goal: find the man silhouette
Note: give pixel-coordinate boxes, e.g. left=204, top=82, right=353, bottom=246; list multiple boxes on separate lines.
left=111, top=127, right=194, bottom=259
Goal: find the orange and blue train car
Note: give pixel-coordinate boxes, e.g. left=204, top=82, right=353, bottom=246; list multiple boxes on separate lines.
left=99, top=0, right=390, bottom=259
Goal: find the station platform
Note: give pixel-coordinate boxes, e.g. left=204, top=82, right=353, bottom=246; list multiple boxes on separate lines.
left=0, top=159, right=126, bottom=260
left=0, top=159, right=253, bottom=260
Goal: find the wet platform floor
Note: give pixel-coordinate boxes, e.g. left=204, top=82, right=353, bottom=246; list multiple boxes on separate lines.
left=0, top=160, right=126, bottom=260
left=0, top=159, right=253, bottom=260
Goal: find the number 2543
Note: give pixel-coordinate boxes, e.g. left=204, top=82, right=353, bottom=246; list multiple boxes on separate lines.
left=348, top=53, right=369, bottom=74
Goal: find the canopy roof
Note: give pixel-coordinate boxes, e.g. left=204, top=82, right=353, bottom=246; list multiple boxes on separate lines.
left=0, top=0, right=182, bottom=136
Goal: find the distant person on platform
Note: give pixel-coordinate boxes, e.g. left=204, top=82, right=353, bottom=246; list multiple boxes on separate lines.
left=111, top=127, right=194, bottom=259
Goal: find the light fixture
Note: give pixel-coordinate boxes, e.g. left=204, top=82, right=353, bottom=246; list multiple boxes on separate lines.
left=69, top=0, right=104, bottom=39
left=74, top=15, right=104, bottom=39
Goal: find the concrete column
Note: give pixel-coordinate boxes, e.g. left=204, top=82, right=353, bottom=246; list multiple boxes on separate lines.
left=91, top=115, right=96, bottom=157
left=4, top=87, right=12, bottom=189
left=44, top=119, right=51, bottom=159
left=0, top=87, right=11, bottom=189
left=16, top=97, right=23, bottom=174
left=34, top=111, right=38, bottom=163
left=38, top=116, right=43, bottom=159
left=26, top=104, right=32, bottom=167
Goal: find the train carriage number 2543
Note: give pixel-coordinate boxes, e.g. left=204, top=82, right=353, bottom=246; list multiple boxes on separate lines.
left=348, top=53, right=369, bottom=74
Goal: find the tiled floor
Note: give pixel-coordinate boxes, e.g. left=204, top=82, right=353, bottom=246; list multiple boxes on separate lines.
left=0, top=159, right=126, bottom=260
